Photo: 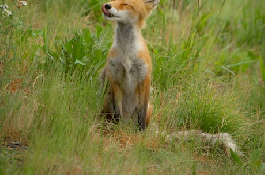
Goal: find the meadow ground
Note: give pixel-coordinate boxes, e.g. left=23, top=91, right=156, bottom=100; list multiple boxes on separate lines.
left=0, top=0, right=264, bottom=174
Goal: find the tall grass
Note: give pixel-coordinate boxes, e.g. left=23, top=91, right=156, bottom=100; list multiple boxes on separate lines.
left=0, top=0, right=264, bottom=174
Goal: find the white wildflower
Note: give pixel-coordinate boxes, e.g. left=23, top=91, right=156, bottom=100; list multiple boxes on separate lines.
left=2, top=9, right=12, bottom=17
left=0, top=4, right=9, bottom=9
left=19, top=1, right=27, bottom=6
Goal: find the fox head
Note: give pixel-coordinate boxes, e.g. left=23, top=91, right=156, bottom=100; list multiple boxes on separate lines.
left=102, top=0, right=160, bottom=28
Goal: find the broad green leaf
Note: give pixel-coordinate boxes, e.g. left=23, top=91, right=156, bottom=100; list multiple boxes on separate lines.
left=73, top=35, right=85, bottom=61
left=96, top=24, right=103, bottom=37
left=93, top=49, right=103, bottom=62
left=63, top=38, right=74, bottom=53
left=48, top=51, right=60, bottom=60
left=93, top=25, right=112, bottom=52
left=73, top=35, right=85, bottom=65
left=82, top=28, right=93, bottom=48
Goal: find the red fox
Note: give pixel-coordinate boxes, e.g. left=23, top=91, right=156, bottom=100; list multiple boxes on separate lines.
left=100, top=0, right=160, bottom=130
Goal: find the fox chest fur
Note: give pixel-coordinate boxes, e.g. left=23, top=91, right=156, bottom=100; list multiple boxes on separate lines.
left=106, top=23, right=149, bottom=94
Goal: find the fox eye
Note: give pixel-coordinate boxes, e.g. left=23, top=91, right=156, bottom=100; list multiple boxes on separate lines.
left=123, top=3, right=132, bottom=7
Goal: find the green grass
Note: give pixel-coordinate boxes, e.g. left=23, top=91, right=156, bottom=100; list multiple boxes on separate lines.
left=0, top=0, right=265, bottom=174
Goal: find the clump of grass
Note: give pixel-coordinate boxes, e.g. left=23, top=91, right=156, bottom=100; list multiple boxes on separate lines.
left=153, top=78, right=246, bottom=134
left=177, top=85, right=244, bottom=133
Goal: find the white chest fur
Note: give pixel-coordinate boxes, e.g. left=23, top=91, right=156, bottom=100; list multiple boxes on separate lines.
left=107, top=23, right=148, bottom=93
left=107, top=50, right=148, bottom=93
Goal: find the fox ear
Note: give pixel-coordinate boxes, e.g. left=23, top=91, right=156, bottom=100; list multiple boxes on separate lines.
left=143, top=0, right=160, bottom=10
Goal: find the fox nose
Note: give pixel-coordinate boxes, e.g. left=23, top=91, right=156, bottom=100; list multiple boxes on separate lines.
left=104, top=4, right=111, bottom=9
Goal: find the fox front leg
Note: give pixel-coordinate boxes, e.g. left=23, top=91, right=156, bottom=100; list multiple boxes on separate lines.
left=138, top=78, right=151, bottom=130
